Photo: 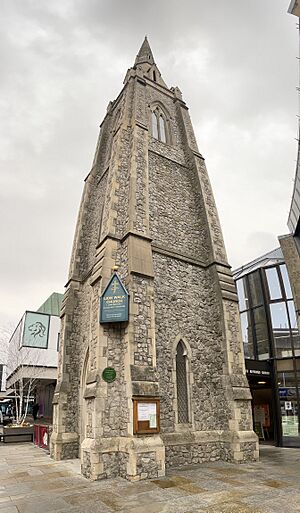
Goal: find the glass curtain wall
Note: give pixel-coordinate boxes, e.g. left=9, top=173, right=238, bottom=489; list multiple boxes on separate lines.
left=265, top=264, right=300, bottom=359
left=237, top=270, right=269, bottom=360
left=237, top=264, right=300, bottom=360
left=236, top=263, right=300, bottom=444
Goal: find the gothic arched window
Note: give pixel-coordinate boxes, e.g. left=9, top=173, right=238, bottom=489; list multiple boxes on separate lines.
left=176, top=341, right=189, bottom=423
left=159, top=115, right=166, bottom=143
left=152, top=111, right=159, bottom=140
left=151, top=107, right=168, bottom=143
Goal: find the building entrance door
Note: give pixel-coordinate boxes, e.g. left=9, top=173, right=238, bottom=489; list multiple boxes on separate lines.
left=251, top=384, right=275, bottom=444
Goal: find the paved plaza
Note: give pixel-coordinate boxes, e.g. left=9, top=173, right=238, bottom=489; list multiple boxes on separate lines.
left=0, top=444, right=299, bottom=513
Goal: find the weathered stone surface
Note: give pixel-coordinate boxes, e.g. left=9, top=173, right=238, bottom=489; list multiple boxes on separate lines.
left=279, top=234, right=300, bottom=316
left=51, top=38, right=257, bottom=480
left=3, top=444, right=300, bottom=513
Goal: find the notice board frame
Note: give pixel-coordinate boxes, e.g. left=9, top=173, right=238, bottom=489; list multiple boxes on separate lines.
left=133, top=397, right=160, bottom=435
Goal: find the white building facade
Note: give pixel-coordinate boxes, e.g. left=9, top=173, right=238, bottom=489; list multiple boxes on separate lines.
left=6, top=293, right=62, bottom=419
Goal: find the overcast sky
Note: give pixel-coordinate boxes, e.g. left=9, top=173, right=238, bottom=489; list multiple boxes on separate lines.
left=0, top=0, right=298, bottom=329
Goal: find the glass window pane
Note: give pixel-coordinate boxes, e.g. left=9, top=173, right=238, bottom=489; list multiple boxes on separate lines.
left=293, top=335, right=300, bottom=357
left=270, top=302, right=292, bottom=358
left=248, top=271, right=263, bottom=307
left=253, top=306, right=269, bottom=360
left=270, top=302, right=289, bottom=329
left=278, top=371, right=299, bottom=438
left=280, top=264, right=293, bottom=299
left=266, top=267, right=282, bottom=300
left=278, top=370, right=297, bottom=394
left=159, top=115, right=166, bottom=143
left=176, top=341, right=189, bottom=423
left=152, top=112, right=158, bottom=139
left=281, top=400, right=299, bottom=437
left=287, top=301, right=297, bottom=329
left=240, top=311, right=255, bottom=358
left=236, top=278, right=249, bottom=312
left=287, top=301, right=300, bottom=356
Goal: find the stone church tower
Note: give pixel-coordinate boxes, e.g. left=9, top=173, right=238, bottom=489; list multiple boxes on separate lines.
left=51, top=38, right=258, bottom=480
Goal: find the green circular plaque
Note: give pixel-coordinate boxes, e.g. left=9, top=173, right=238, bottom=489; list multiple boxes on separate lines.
left=102, top=367, right=116, bottom=383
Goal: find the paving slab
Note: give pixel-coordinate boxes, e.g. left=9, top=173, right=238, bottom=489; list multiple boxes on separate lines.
left=0, top=444, right=299, bottom=512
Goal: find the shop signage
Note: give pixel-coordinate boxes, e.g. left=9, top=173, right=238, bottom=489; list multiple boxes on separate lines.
left=100, top=273, right=129, bottom=323
left=23, top=311, right=50, bottom=349
left=279, top=388, right=288, bottom=398
left=246, top=369, right=271, bottom=376
left=102, top=367, right=117, bottom=383
left=279, top=387, right=296, bottom=398
left=282, top=415, right=298, bottom=437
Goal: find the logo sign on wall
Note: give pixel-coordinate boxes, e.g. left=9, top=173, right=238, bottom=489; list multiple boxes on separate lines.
left=100, top=273, right=129, bottom=323
left=23, top=312, right=50, bottom=348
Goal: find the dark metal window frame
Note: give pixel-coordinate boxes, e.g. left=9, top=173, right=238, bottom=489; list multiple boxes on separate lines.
left=263, top=264, right=297, bottom=359
left=236, top=264, right=300, bottom=446
left=237, top=269, right=271, bottom=360
left=237, top=265, right=300, bottom=361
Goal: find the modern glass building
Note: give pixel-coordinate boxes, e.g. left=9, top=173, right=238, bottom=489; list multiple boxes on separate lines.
left=234, top=247, right=300, bottom=447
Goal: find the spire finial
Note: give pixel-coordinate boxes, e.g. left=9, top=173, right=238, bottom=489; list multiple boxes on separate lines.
left=135, top=36, right=155, bottom=66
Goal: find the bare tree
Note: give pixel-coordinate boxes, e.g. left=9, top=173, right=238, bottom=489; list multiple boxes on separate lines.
left=6, top=322, right=45, bottom=425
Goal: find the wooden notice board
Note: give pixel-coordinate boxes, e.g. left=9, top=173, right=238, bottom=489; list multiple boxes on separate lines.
left=133, top=397, right=160, bottom=434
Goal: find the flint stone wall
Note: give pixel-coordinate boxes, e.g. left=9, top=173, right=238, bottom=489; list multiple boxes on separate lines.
left=153, top=253, right=232, bottom=433
left=165, top=443, right=232, bottom=468
left=149, top=152, right=210, bottom=262
left=136, top=451, right=164, bottom=480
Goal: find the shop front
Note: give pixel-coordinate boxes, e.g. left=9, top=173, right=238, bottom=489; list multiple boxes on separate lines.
left=234, top=249, right=300, bottom=449
left=246, top=360, right=277, bottom=444
left=33, top=379, right=56, bottom=452
left=246, top=358, right=300, bottom=447
left=276, top=358, right=300, bottom=447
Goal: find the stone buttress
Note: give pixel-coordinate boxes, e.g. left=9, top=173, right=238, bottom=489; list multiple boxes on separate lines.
left=50, top=38, right=258, bottom=480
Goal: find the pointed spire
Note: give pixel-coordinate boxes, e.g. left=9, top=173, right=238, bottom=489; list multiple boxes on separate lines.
left=135, top=36, right=155, bottom=66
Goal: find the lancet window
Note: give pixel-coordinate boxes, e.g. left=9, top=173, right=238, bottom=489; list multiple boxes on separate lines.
left=151, top=107, right=167, bottom=143
left=176, top=341, right=189, bottom=423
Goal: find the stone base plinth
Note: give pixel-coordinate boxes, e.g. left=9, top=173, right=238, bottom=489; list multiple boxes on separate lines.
left=163, top=430, right=259, bottom=468
left=231, top=430, right=259, bottom=463
left=51, top=429, right=258, bottom=479
left=50, top=432, right=79, bottom=460
left=80, top=435, right=165, bottom=481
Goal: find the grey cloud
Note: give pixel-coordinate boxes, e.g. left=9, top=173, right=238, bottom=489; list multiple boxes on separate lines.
left=0, top=0, right=297, bottom=326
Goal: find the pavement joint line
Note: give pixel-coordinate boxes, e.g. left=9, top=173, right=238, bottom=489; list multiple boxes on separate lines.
left=0, top=445, right=299, bottom=512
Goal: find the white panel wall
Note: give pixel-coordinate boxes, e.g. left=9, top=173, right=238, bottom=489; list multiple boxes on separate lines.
left=7, top=314, right=60, bottom=380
